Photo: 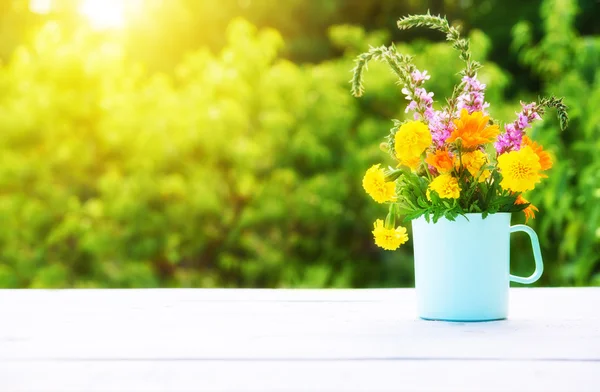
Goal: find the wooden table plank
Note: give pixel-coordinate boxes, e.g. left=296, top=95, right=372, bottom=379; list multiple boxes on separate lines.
left=0, top=288, right=599, bottom=391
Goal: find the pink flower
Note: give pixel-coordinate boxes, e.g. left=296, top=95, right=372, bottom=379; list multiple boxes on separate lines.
left=429, top=110, right=455, bottom=147
left=411, top=70, right=430, bottom=84
left=424, top=107, right=435, bottom=120
left=403, top=68, right=436, bottom=124
left=405, top=101, right=418, bottom=113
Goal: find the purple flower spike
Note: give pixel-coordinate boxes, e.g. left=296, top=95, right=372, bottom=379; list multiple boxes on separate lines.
left=518, top=113, right=529, bottom=129
left=495, top=101, right=543, bottom=154
left=405, top=101, right=418, bottom=113
left=429, top=110, right=454, bottom=147
left=456, top=75, right=490, bottom=115
left=403, top=68, right=436, bottom=124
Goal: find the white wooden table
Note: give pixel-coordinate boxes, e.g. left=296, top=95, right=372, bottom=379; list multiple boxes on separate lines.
left=1, top=288, right=599, bottom=392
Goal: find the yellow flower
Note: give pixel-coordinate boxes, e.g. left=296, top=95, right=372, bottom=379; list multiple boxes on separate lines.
left=372, top=219, right=409, bottom=251
left=362, top=164, right=397, bottom=203
left=522, top=136, right=553, bottom=172
left=394, top=121, right=432, bottom=170
left=447, top=109, right=500, bottom=149
left=515, top=194, right=539, bottom=223
left=461, top=150, right=490, bottom=182
left=425, top=148, right=455, bottom=173
left=497, top=146, right=542, bottom=192
left=427, top=173, right=461, bottom=200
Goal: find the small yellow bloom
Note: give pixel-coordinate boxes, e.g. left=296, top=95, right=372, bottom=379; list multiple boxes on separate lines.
left=425, top=148, right=455, bottom=173
left=427, top=173, right=461, bottom=200
left=515, top=194, right=539, bottom=223
left=497, top=146, right=542, bottom=192
left=394, top=121, right=432, bottom=170
left=362, top=164, right=397, bottom=203
left=447, top=109, right=500, bottom=149
left=372, top=219, right=409, bottom=251
left=461, top=150, right=490, bottom=182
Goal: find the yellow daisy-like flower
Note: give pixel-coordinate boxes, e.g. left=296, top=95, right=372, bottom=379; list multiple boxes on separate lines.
left=514, top=194, right=539, bottom=223
left=372, top=219, right=409, bottom=251
left=427, top=173, right=461, bottom=200
left=362, top=164, right=397, bottom=203
left=394, top=121, right=432, bottom=170
left=425, top=148, right=455, bottom=174
left=461, top=150, right=490, bottom=182
left=497, top=146, right=542, bottom=192
left=447, top=109, right=500, bottom=149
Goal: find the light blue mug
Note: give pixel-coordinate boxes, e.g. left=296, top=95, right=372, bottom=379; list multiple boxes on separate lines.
left=411, top=213, right=543, bottom=322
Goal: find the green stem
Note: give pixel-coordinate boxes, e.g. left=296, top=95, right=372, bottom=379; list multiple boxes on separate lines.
left=384, top=204, right=397, bottom=228
left=537, top=96, right=569, bottom=131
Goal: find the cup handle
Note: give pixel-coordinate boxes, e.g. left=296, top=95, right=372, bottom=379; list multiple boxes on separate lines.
left=509, top=225, right=544, bottom=284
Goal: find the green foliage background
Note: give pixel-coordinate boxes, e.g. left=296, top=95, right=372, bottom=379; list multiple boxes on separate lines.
left=0, top=0, right=598, bottom=288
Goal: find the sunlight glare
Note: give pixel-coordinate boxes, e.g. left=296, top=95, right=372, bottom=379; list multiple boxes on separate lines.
left=29, top=0, right=53, bottom=14
left=79, top=0, right=126, bottom=30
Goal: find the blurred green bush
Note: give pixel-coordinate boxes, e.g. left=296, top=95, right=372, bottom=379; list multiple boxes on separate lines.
left=0, top=0, right=598, bottom=288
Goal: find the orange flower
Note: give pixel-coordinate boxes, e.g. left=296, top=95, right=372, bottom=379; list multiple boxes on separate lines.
left=447, top=109, right=500, bottom=149
left=425, top=149, right=455, bottom=173
left=515, top=194, right=539, bottom=222
left=522, top=136, right=552, bottom=171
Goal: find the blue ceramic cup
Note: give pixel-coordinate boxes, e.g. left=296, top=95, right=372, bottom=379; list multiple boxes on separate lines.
left=412, top=213, right=543, bottom=322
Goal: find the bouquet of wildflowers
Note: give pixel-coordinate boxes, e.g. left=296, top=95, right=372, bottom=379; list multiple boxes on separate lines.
left=352, top=14, right=568, bottom=251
